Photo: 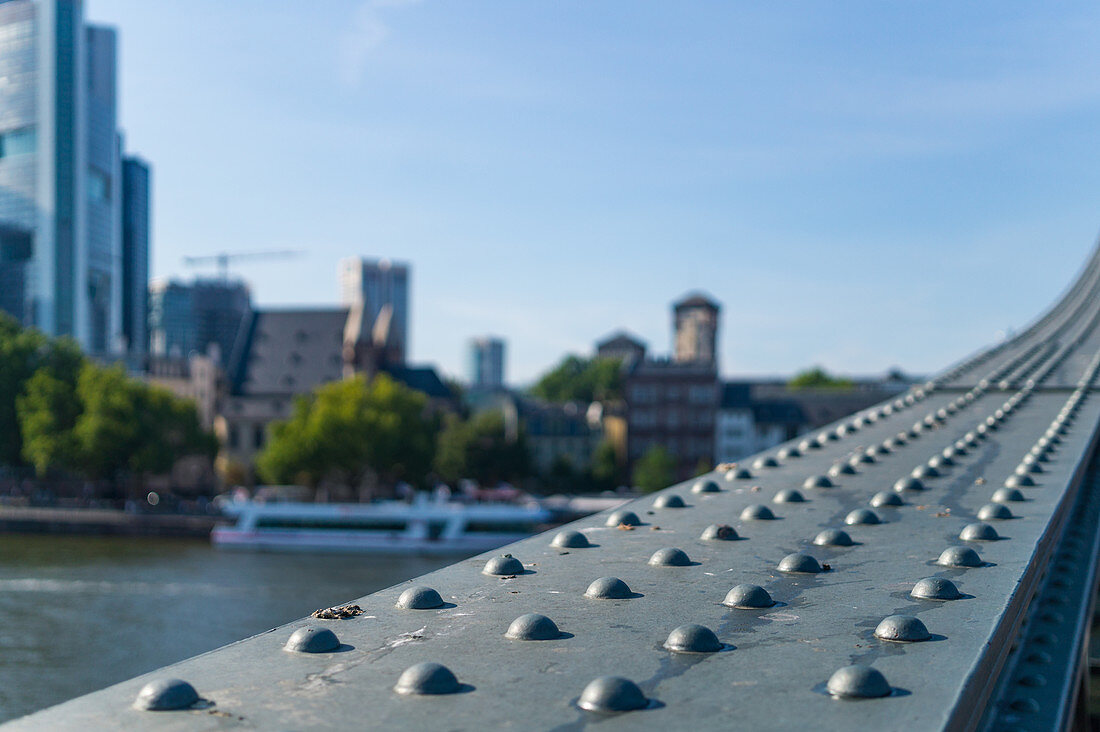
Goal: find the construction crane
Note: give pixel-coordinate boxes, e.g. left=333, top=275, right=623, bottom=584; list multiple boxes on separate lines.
left=181, top=250, right=302, bottom=280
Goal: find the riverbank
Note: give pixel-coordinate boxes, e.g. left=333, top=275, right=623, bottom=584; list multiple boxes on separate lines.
left=0, top=506, right=226, bottom=537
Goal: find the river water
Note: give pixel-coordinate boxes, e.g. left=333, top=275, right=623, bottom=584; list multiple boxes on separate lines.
left=0, top=534, right=454, bottom=723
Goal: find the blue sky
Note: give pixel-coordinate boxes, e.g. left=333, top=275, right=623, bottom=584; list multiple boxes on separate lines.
left=88, top=1, right=1100, bottom=384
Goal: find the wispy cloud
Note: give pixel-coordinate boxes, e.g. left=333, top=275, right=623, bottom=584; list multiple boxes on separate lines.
left=338, top=0, right=423, bottom=87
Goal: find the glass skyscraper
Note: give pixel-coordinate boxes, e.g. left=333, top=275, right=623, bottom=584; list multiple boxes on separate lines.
left=0, top=0, right=146, bottom=355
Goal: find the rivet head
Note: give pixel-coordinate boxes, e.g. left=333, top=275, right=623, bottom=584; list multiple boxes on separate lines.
left=936, top=546, right=983, bottom=567
left=723, top=583, right=775, bottom=608
left=911, top=577, right=962, bottom=600
left=649, top=547, right=691, bottom=567
left=893, top=432, right=909, bottom=445
left=1016, top=462, right=1042, bottom=475
left=803, top=475, right=834, bottom=489
left=753, top=456, right=779, bottom=469
left=799, top=439, right=817, bottom=452
left=663, top=624, right=722, bottom=653
left=396, top=585, right=446, bottom=609
left=894, top=477, right=924, bottom=492
left=1005, top=474, right=1036, bottom=488
left=777, top=446, right=801, bottom=460
left=505, top=613, right=561, bottom=641
left=870, top=492, right=902, bottom=508
left=133, top=678, right=200, bottom=711
left=929, top=455, right=952, bottom=469
left=825, top=665, right=891, bottom=699
left=653, top=494, right=686, bottom=509
left=874, top=615, right=931, bottom=642
left=852, top=453, right=875, bottom=465
left=394, top=662, right=461, bottom=695
left=960, top=522, right=999, bottom=541
left=692, top=479, right=720, bottom=494
left=773, top=489, right=806, bottom=504
left=1018, top=674, right=1046, bottom=688
left=726, top=467, right=753, bottom=480
left=740, top=504, right=776, bottom=521
left=978, top=503, right=1013, bottom=520
left=992, top=488, right=1025, bottom=503
left=606, top=510, right=641, bottom=527
left=285, top=626, right=340, bottom=653
left=551, top=530, right=592, bottom=549
left=585, top=576, right=633, bottom=599
left=777, top=552, right=823, bottom=573
left=828, top=463, right=857, bottom=477
left=813, top=528, right=853, bottom=547
left=912, top=465, right=940, bottom=479
left=700, top=523, right=738, bottom=541
left=483, top=554, right=524, bottom=576
left=577, top=676, right=648, bottom=713
left=845, top=508, right=881, bottom=526
left=1009, top=698, right=1040, bottom=713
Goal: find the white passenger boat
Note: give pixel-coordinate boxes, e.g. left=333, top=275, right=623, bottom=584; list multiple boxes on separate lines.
left=211, top=493, right=554, bottom=554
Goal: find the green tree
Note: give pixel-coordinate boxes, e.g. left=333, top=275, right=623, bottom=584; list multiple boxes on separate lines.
left=18, top=370, right=82, bottom=476
left=530, top=355, right=623, bottom=403
left=71, top=363, right=144, bottom=479
left=434, top=410, right=530, bottom=486
left=590, top=438, right=624, bottom=491
left=788, top=366, right=854, bottom=390
left=632, top=445, right=676, bottom=492
left=257, top=374, right=436, bottom=489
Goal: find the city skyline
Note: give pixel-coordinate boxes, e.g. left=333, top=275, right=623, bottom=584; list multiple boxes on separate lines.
left=84, top=0, right=1100, bottom=382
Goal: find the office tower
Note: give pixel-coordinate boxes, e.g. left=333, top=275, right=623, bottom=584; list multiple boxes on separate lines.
left=121, top=156, right=150, bottom=355
left=673, top=293, right=720, bottom=366
left=467, top=336, right=505, bottom=390
left=338, top=257, right=409, bottom=364
left=0, top=1, right=144, bottom=355
left=149, top=278, right=250, bottom=367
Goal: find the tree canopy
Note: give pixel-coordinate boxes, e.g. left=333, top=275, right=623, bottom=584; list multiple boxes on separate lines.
left=788, top=366, right=854, bottom=390
left=530, top=355, right=624, bottom=403
left=632, top=445, right=676, bottom=492
left=434, top=410, right=529, bottom=486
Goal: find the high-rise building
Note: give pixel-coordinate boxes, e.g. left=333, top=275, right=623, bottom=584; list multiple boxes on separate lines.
left=467, top=336, right=505, bottom=390
left=121, top=156, right=150, bottom=355
left=0, top=1, right=144, bottom=355
left=338, top=257, right=409, bottom=364
left=149, top=278, right=250, bottom=367
left=673, top=293, right=720, bottom=366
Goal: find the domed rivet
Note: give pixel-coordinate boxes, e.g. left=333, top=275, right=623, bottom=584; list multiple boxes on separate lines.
left=825, top=665, right=891, bottom=699
left=740, top=504, right=776, bottom=521
left=753, top=456, right=780, bottom=470
left=936, top=546, right=983, bottom=567
left=394, top=662, right=461, bottom=695
left=813, top=529, right=853, bottom=547
left=893, top=432, right=909, bottom=445
left=960, top=522, right=999, bottom=541
left=910, top=577, right=962, bottom=600
left=929, top=455, right=952, bottom=469
left=992, top=488, right=1025, bottom=503
left=874, top=615, right=930, bottom=642
left=778, top=552, right=822, bottom=573
left=852, top=453, right=875, bottom=465
left=1017, top=461, right=1042, bottom=474
left=606, top=510, right=641, bottom=527
left=577, top=676, right=648, bottom=713
left=778, top=446, right=801, bottom=460
left=773, top=489, right=806, bottom=504
left=505, top=613, right=562, bottom=641
left=726, top=467, right=753, bottom=480
left=133, top=679, right=200, bottom=711
left=483, top=554, right=524, bottom=576
left=799, top=439, right=818, bottom=452
left=1018, top=675, right=1046, bottom=689
left=700, top=523, right=738, bottom=541
left=551, top=530, right=592, bottom=549
left=978, top=503, right=1013, bottom=520
left=1009, top=698, right=1040, bottom=713
left=649, top=547, right=692, bottom=567
left=894, top=477, right=924, bottom=492
left=912, top=465, right=940, bottom=479
left=723, top=584, right=775, bottom=608
left=285, top=626, right=341, bottom=653
left=952, top=441, right=968, bottom=454
left=653, top=494, right=686, bottom=509
left=396, top=585, right=446, bottom=609
left=845, top=509, right=881, bottom=526
left=1026, top=651, right=1052, bottom=665
left=803, top=475, right=834, bottom=489
left=663, top=624, right=722, bottom=653
left=1006, top=474, right=1036, bottom=488
left=585, top=577, right=634, bottom=599
left=870, top=492, right=902, bottom=508
left=828, top=463, right=857, bottom=477
left=692, top=479, right=720, bottom=494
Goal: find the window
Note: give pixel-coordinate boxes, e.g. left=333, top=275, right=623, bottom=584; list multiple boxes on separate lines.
left=0, top=127, right=35, bottom=159
left=688, top=385, right=713, bottom=404
left=253, top=425, right=265, bottom=449
left=87, top=168, right=111, bottom=202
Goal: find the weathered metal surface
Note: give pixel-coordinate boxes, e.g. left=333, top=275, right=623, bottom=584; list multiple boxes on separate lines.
left=10, top=245, right=1100, bottom=731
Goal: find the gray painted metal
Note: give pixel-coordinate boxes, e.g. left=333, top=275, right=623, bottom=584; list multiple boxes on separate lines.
left=11, top=243, right=1100, bottom=730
